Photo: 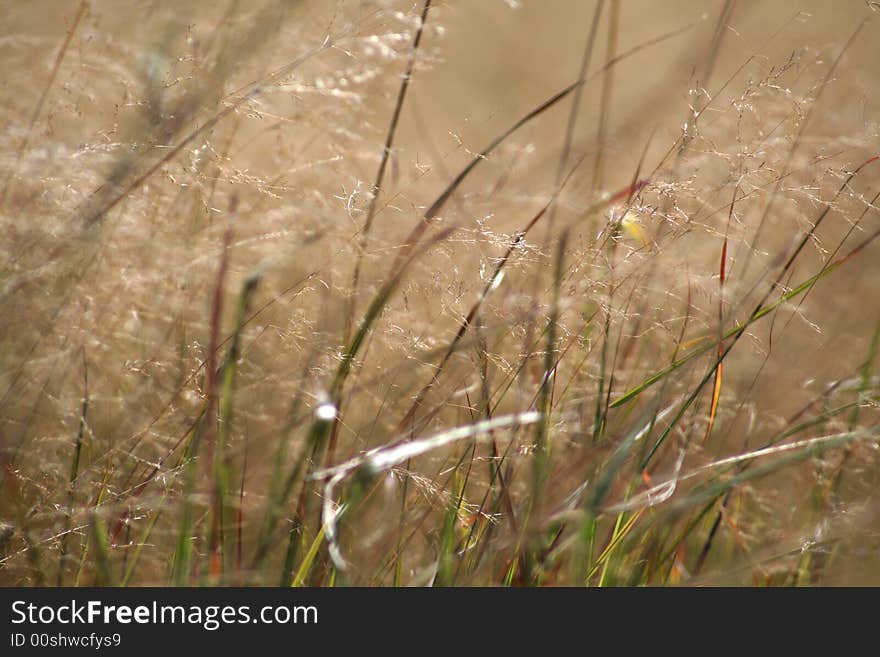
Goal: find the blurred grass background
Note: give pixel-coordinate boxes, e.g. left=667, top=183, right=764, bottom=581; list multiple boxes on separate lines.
left=1, top=0, right=879, bottom=585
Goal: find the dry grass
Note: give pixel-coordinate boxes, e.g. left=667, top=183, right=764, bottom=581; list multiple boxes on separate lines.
left=1, top=0, right=880, bottom=586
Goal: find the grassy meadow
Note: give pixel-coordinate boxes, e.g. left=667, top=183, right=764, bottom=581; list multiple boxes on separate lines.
left=2, top=0, right=880, bottom=586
